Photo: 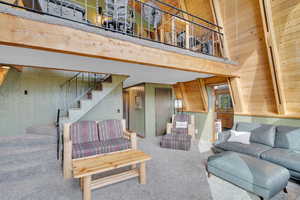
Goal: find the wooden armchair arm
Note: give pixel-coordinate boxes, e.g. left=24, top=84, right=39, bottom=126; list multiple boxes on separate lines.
left=124, top=130, right=137, bottom=149
left=188, top=124, right=196, bottom=139
left=63, top=123, right=73, bottom=179
left=166, top=123, right=172, bottom=134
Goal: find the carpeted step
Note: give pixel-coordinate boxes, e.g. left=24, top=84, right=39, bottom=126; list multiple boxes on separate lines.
left=0, top=135, right=56, bottom=149
left=0, top=159, right=60, bottom=184
left=26, top=124, right=57, bottom=136
left=0, top=171, right=76, bottom=200
left=0, top=147, right=57, bottom=166
left=0, top=144, right=57, bottom=157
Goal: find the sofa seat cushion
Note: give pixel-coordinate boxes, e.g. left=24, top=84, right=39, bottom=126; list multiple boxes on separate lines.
left=215, top=142, right=272, bottom=158
left=261, top=148, right=300, bottom=172
left=275, top=126, right=300, bottom=151
left=98, top=119, right=124, bottom=141
left=160, top=134, right=192, bottom=151
left=72, top=138, right=131, bottom=159
left=207, top=151, right=290, bottom=199
left=70, top=121, right=99, bottom=144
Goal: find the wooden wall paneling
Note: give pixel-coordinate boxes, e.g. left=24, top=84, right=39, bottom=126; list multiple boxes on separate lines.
left=173, top=83, right=183, bottom=99
left=259, top=0, right=286, bottom=114
left=179, top=80, right=207, bottom=112
left=179, top=82, right=190, bottom=111
left=219, top=0, right=277, bottom=115
left=271, top=0, right=300, bottom=116
left=178, top=0, right=189, bottom=20
left=185, top=0, right=214, bottom=26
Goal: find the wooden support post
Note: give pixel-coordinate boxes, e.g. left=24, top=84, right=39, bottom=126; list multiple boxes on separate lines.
left=259, top=0, right=286, bottom=115
left=63, top=123, right=73, bottom=179
left=0, top=66, right=10, bottom=86
left=139, top=162, right=146, bottom=184
left=185, top=22, right=190, bottom=49
left=198, top=79, right=208, bottom=112
left=171, top=17, right=177, bottom=46
left=83, top=175, right=91, bottom=200
left=80, top=178, right=84, bottom=191
left=228, top=77, right=245, bottom=113
left=160, top=15, right=165, bottom=43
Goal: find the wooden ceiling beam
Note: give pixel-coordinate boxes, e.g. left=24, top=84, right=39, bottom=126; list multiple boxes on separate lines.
left=0, top=13, right=238, bottom=77
left=203, top=76, right=227, bottom=85
left=259, top=0, right=286, bottom=115
left=12, top=65, right=24, bottom=72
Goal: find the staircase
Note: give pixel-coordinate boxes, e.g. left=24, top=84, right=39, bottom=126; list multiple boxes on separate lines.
left=59, top=72, right=123, bottom=125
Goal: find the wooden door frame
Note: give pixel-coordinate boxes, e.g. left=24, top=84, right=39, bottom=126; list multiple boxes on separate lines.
left=123, top=83, right=146, bottom=138
left=155, top=87, right=172, bottom=137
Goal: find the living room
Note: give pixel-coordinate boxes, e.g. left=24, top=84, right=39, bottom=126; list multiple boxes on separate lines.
left=0, top=0, right=299, bottom=200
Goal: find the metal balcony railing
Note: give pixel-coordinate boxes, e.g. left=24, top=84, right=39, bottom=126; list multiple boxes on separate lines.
left=0, top=0, right=226, bottom=58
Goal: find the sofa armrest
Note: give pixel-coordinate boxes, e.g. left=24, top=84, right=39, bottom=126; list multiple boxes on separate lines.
left=213, top=130, right=232, bottom=146
left=124, top=130, right=137, bottom=149
left=63, top=123, right=73, bottom=179
left=166, top=123, right=172, bottom=134
left=188, top=124, right=196, bottom=139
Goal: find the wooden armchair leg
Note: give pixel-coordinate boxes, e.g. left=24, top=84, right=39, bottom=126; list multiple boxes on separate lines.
left=283, top=187, right=288, bottom=193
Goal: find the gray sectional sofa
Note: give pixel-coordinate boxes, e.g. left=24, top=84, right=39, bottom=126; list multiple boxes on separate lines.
left=213, top=122, right=300, bottom=181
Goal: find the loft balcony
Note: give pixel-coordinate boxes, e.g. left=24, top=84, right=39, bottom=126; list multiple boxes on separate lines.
left=0, top=0, right=238, bottom=79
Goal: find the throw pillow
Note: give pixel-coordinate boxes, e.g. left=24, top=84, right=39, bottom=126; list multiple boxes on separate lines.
left=228, top=130, right=251, bottom=144
left=175, top=121, right=188, bottom=129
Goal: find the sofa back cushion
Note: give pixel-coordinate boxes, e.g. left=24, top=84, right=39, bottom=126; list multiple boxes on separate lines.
left=172, top=114, right=190, bottom=134
left=250, top=124, right=276, bottom=147
left=98, top=119, right=123, bottom=141
left=275, top=126, right=300, bottom=151
left=70, top=121, right=99, bottom=144
left=235, top=122, right=261, bottom=132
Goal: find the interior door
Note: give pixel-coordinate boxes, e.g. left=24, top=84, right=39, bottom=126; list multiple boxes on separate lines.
left=155, top=88, right=172, bottom=136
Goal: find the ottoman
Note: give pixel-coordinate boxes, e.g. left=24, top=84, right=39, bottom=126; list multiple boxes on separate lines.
left=160, top=134, right=191, bottom=151
left=207, top=151, right=290, bottom=200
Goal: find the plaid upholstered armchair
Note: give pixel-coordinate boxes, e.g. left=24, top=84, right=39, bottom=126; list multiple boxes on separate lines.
left=160, top=114, right=197, bottom=151
left=63, top=119, right=137, bottom=179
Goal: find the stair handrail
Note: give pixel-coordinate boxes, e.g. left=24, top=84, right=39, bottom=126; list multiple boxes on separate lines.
left=59, top=72, right=111, bottom=117
left=56, top=109, right=60, bottom=160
